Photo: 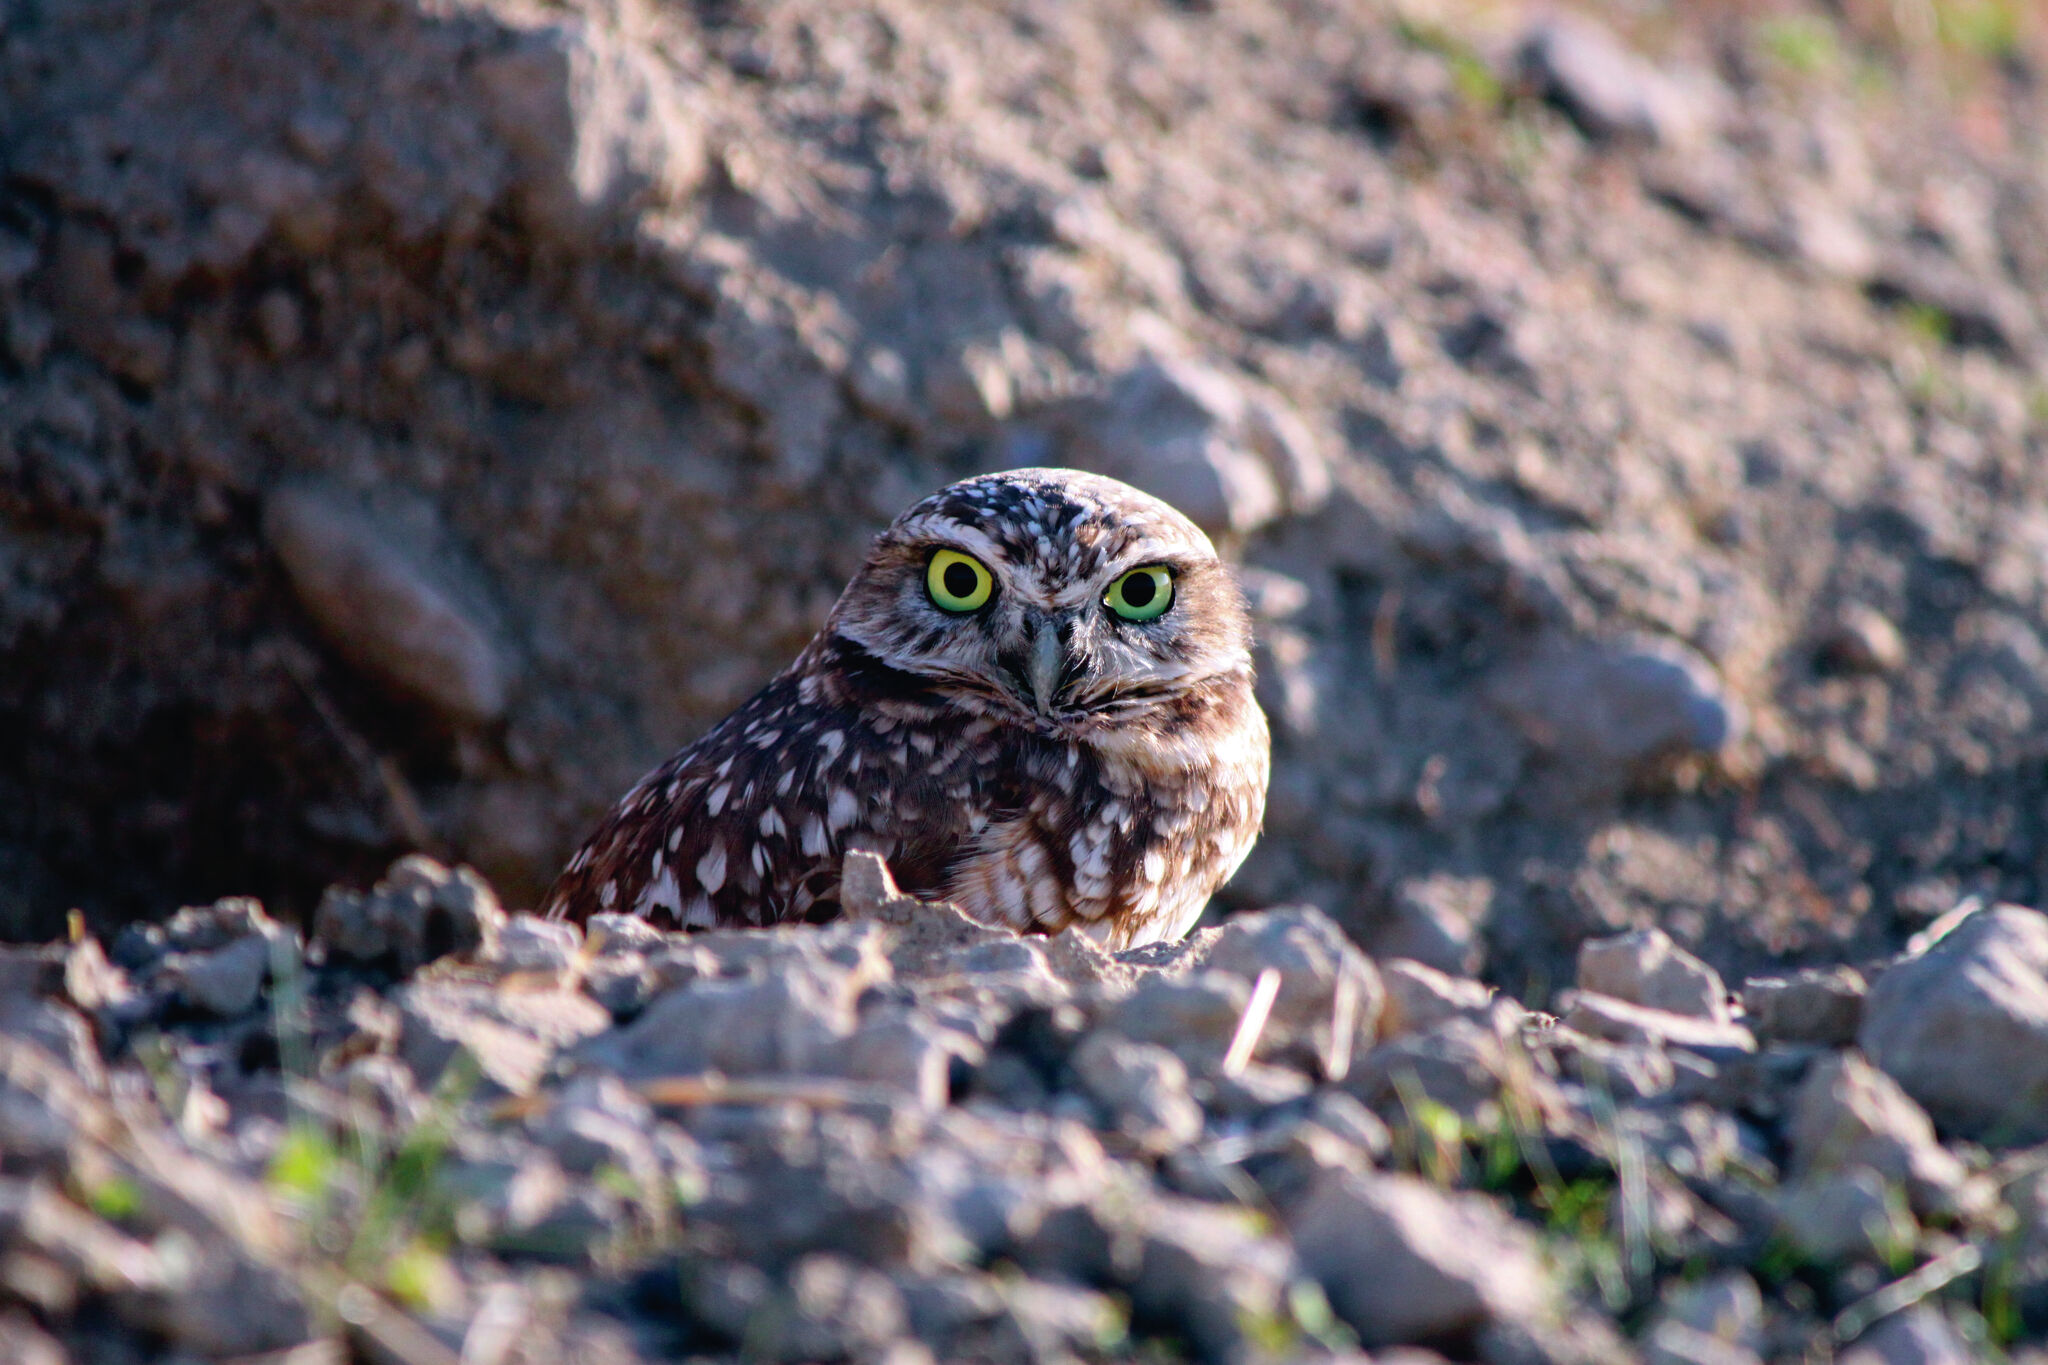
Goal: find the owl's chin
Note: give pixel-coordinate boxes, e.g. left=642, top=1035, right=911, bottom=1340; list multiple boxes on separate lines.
left=943, top=682, right=1193, bottom=740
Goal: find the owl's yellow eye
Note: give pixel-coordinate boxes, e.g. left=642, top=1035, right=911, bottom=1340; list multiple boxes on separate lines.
left=926, top=549, right=995, bottom=613
left=1105, top=565, right=1174, bottom=622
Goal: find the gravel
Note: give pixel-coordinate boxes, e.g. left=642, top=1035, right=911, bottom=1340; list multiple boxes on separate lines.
left=4, top=858, right=2046, bottom=1361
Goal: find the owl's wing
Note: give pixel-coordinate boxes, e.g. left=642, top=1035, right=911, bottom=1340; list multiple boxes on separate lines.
left=543, top=671, right=831, bottom=927
left=542, top=665, right=986, bottom=928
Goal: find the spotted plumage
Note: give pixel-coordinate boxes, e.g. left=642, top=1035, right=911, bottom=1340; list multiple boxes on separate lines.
left=544, top=467, right=1269, bottom=950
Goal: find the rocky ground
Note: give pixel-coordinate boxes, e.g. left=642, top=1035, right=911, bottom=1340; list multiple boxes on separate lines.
left=2, top=854, right=2046, bottom=1363
left=8, top=0, right=2048, bottom=1007
left=10, top=0, right=2048, bottom=1358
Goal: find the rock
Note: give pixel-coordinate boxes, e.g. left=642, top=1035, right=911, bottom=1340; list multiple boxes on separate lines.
left=1859, top=904, right=2048, bottom=1144
left=1777, top=1168, right=1915, bottom=1264
left=60, top=938, right=132, bottom=1018
left=1232, top=1119, right=1363, bottom=1207
left=162, top=933, right=273, bottom=1018
left=688, top=1254, right=907, bottom=1363
left=1372, top=875, right=1491, bottom=978
left=1062, top=356, right=1329, bottom=536
left=489, top=914, right=583, bottom=974
left=1789, top=1053, right=1987, bottom=1221
left=1378, top=958, right=1500, bottom=1039
left=840, top=852, right=1039, bottom=987
left=467, top=1149, right=626, bottom=1262
left=528, top=1074, right=658, bottom=1181
left=1563, top=992, right=1756, bottom=1054
left=1554, top=1030, right=1677, bottom=1102
left=1347, top=1015, right=1539, bottom=1125
left=1520, top=15, right=1716, bottom=146
left=1837, top=1305, right=1975, bottom=1365
left=1643, top=1272, right=1763, bottom=1365
left=1741, top=967, right=1866, bottom=1046
left=1644, top=1321, right=1763, bottom=1365
left=265, top=483, right=509, bottom=726
left=1488, top=635, right=1744, bottom=789
left=471, top=13, right=707, bottom=245
left=153, top=896, right=279, bottom=955
left=1577, top=928, right=1730, bottom=1023
left=0, top=1313, right=66, bottom=1365
left=1187, top=905, right=1385, bottom=1069
left=1289, top=1170, right=1554, bottom=1348
left=397, top=979, right=611, bottom=1095
left=1069, top=1033, right=1203, bottom=1154
left=1129, top=1198, right=1300, bottom=1365
left=0, top=943, right=69, bottom=998
left=0, top=1043, right=311, bottom=1356
left=1203, top=1060, right=1314, bottom=1120
left=1866, top=250, right=2033, bottom=356
left=575, top=957, right=866, bottom=1079
left=313, top=856, right=506, bottom=975
left=1819, top=606, right=1907, bottom=675
left=147, top=898, right=300, bottom=1017
left=1096, top=971, right=1251, bottom=1076
left=0, top=1173, right=309, bottom=1356
left=582, top=951, right=654, bottom=1017
left=837, top=1008, right=957, bottom=1111
left=896, top=1271, right=1124, bottom=1364
left=584, top=912, right=667, bottom=955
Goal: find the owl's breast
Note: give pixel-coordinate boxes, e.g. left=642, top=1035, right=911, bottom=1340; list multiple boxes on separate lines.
left=943, top=675, right=1270, bottom=950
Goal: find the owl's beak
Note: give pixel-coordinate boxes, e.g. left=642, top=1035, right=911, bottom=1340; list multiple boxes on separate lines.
left=1026, top=615, right=1066, bottom=714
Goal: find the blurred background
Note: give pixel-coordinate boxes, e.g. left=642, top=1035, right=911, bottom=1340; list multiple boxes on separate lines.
left=5, top=0, right=2047, bottom=1001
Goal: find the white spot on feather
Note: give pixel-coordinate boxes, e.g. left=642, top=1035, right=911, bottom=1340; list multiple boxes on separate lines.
left=696, top=843, right=728, bottom=894
left=706, top=782, right=731, bottom=816
left=638, top=866, right=682, bottom=916
left=827, top=787, right=860, bottom=833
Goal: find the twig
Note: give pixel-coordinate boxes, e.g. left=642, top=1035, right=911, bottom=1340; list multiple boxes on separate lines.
left=1222, top=968, right=1282, bottom=1078
left=1324, top=971, right=1359, bottom=1083
left=1831, top=1242, right=1982, bottom=1346
left=332, top=1280, right=463, bottom=1365
left=636, top=1074, right=879, bottom=1109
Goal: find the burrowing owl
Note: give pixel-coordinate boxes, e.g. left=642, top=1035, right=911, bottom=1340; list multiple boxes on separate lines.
left=544, top=468, right=1269, bottom=950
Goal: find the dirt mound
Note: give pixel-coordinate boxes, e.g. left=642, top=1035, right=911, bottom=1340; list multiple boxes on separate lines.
left=6, top=0, right=2048, bottom=1005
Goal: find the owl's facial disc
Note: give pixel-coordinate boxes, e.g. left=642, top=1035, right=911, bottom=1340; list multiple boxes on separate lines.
left=826, top=469, right=1253, bottom=726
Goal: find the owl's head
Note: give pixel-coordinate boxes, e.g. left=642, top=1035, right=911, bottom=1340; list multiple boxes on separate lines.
left=825, top=468, right=1253, bottom=727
